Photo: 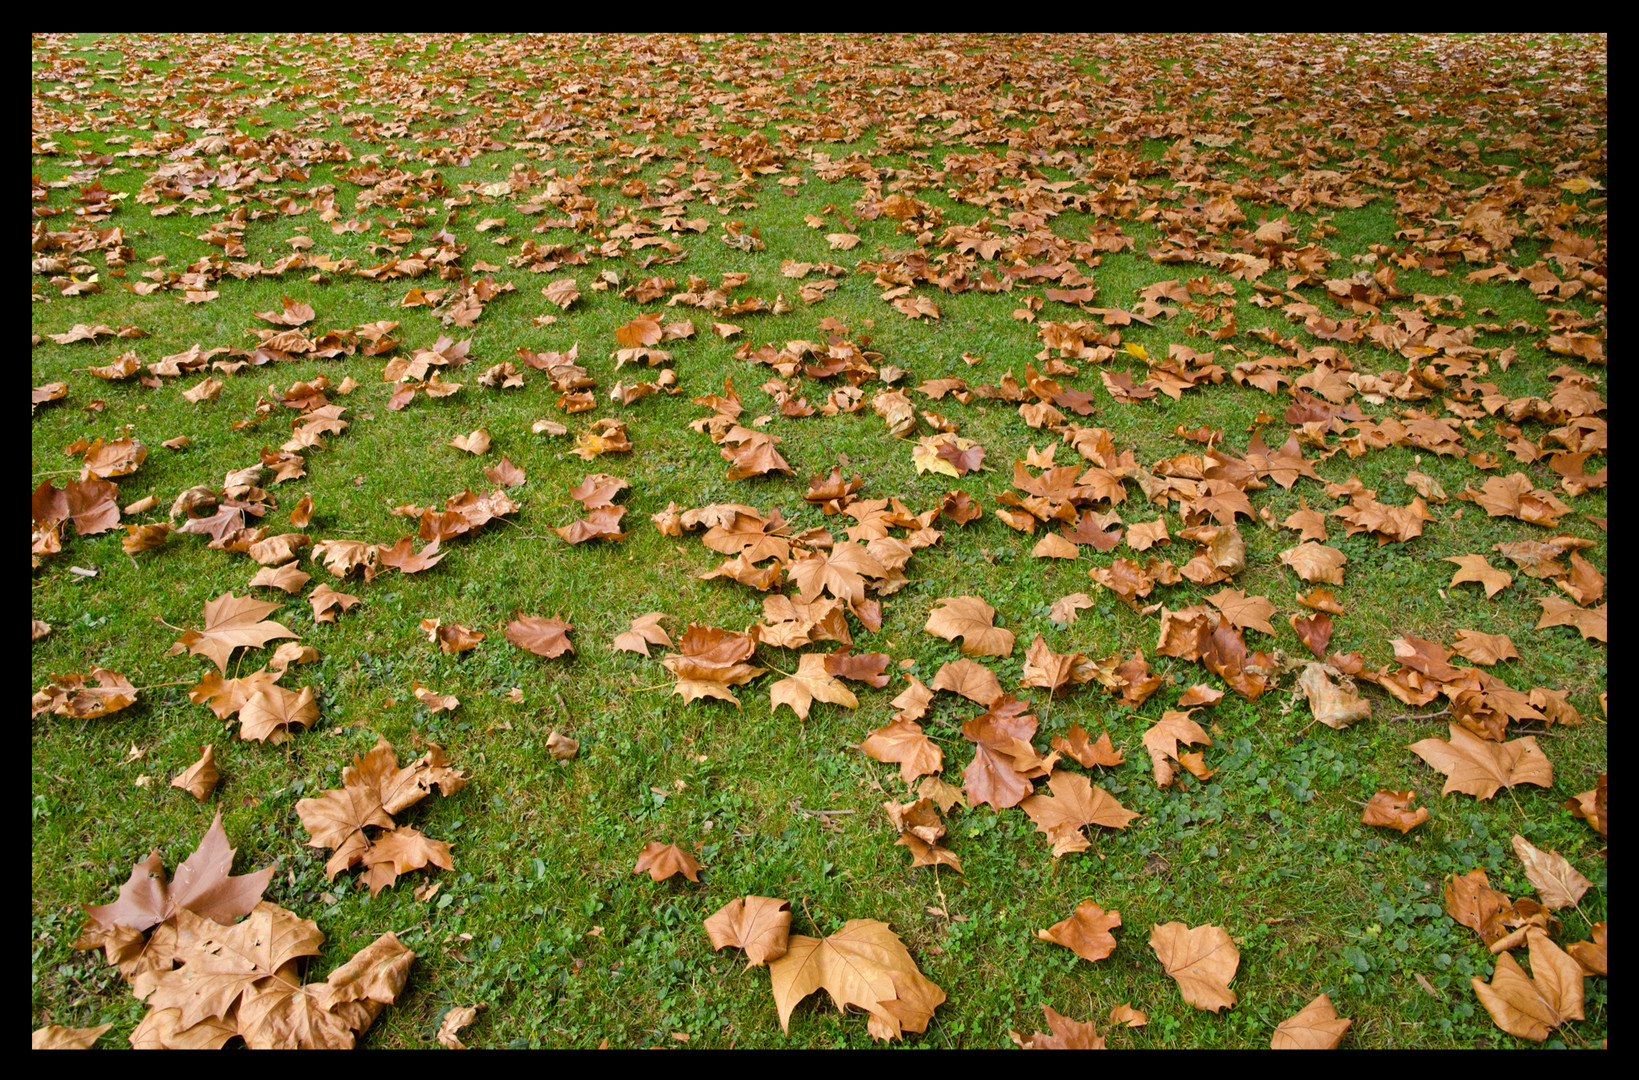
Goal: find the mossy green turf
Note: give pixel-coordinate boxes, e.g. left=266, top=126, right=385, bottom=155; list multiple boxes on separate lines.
left=33, top=33, right=1604, bottom=1047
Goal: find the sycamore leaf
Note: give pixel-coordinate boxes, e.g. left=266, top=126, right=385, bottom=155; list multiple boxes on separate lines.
left=1206, top=588, right=1276, bottom=635
left=1472, top=928, right=1585, bottom=1041
left=1296, top=662, right=1371, bottom=729
left=82, top=811, right=274, bottom=933
left=860, top=718, right=943, bottom=785
left=358, top=827, right=454, bottom=897
left=634, top=841, right=702, bottom=882
left=769, top=653, right=859, bottom=720
left=1037, top=901, right=1121, bottom=963
left=1150, top=921, right=1239, bottom=1012
left=437, top=1005, right=481, bottom=1050
left=1271, top=993, right=1351, bottom=1049
left=1510, top=835, right=1593, bottom=911
left=1010, top=1005, right=1105, bottom=1050
left=1052, top=724, right=1123, bottom=768
left=504, top=615, right=574, bottom=658
left=924, top=596, right=1015, bottom=657
left=767, top=919, right=944, bottom=1041
left=1020, top=772, right=1140, bottom=857
left=930, top=659, right=1004, bottom=705
left=703, top=896, right=792, bottom=968
left=1534, top=597, right=1606, bottom=642
left=1278, top=541, right=1347, bottom=585
left=1142, top=710, right=1213, bottom=788
left=1445, top=554, right=1513, bottom=599
left=612, top=611, right=672, bottom=657
left=238, top=685, right=318, bottom=744
left=1409, top=724, right=1553, bottom=800
left=171, top=592, right=297, bottom=674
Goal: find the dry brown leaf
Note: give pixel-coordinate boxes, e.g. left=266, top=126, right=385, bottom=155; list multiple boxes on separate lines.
left=1270, top=993, right=1351, bottom=1049
left=767, top=919, right=943, bottom=1041
left=703, top=896, right=792, bottom=968
left=1409, top=724, right=1553, bottom=800
left=1472, top=928, right=1584, bottom=1042
left=1150, top=921, right=1239, bottom=1012
left=634, top=841, right=702, bottom=882
left=1037, top=901, right=1121, bottom=963
left=1361, top=790, right=1428, bottom=833
left=1510, top=835, right=1593, bottom=911
left=170, top=745, right=219, bottom=802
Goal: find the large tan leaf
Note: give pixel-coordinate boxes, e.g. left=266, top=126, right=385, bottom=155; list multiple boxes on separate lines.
left=171, top=592, right=297, bottom=674
left=930, top=658, right=1004, bottom=705
left=1270, top=993, right=1351, bottom=1049
left=1150, top=921, right=1239, bottom=1012
left=82, top=811, right=274, bottom=933
left=1472, top=928, right=1585, bottom=1041
left=1361, top=790, right=1428, bottom=833
left=769, top=652, right=859, bottom=720
left=1142, top=710, right=1213, bottom=788
left=238, top=684, right=318, bottom=744
left=1510, top=835, right=1593, bottom=911
left=1020, top=772, right=1139, bottom=857
left=703, top=895, right=792, bottom=968
left=145, top=904, right=325, bottom=1031
left=170, top=745, right=219, bottom=802
left=358, top=826, right=455, bottom=896
left=1408, top=724, right=1553, bottom=800
left=767, top=919, right=944, bottom=1040
left=859, top=718, right=943, bottom=785
left=924, top=596, right=1015, bottom=657
left=503, top=615, right=575, bottom=658
left=1037, top=901, right=1121, bottom=963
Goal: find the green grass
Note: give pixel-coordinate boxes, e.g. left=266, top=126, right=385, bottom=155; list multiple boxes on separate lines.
left=32, top=32, right=1605, bottom=1049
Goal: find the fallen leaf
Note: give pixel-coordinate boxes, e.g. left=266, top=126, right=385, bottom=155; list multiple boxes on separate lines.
left=634, top=841, right=702, bottom=882
left=170, top=745, right=219, bottom=802
left=703, top=896, right=792, bottom=968
left=1151, top=921, right=1239, bottom=1012
left=1271, top=993, right=1351, bottom=1049
left=1037, top=901, right=1121, bottom=962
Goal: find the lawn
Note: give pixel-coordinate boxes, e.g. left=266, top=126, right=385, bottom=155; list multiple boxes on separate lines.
left=32, top=32, right=1605, bottom=1049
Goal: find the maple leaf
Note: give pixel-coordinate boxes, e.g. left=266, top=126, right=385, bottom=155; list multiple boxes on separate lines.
left=82, top=811, right=274, bottom=933
left=767, top=919, right=944, bottom=1041
left=169, top=592, right=297, bottom=674
left=1020, top=772, right=1140, bottom=857
left=786, top=542, right=885, bottom=604
left=769, top=653, right=859, bottom=720
left=1150, top=921, right=1239, bottom=1012
left=504, top=615, right=575, bottom=658
left=1472, top=928, right=1585, bottom=1042
left=612, top=612, right=672, bottom=657
left=633, top=841, right=702, bottom=882
left=1534, top=597, right=1606, bottom=642
left=1206, top=588, right=1276, bottom=635
left=1142, top=710, right=1214, bottom=788
left=422, top=618, right=484, bottom=654
left=1409, top=724, right=1553, bottom=800
left=1278, top=541, right=1347, bottom=584
left=32, top=667, right=138, bottom=720
left=661, top=624, right=765, bottom=706
left=1052, top=724, right=1123, bottom=768
left=924, top=596, right=1015, bottom=657
left=358, top=827, right=454, bottom=897
left=1010, top=1005, right=1106, bottom=1050
left=1510, top=835, right=1593, bottom=911
left=860, top=718, right=943, bottom=785
left=1271, top=993, right=1352, bottom=1049
left=704, top=896, right=792, bottom=968
left=1562, top=772, right=1606, bottom=837
left=1037, top=901, right=1121, bottom=963
left=1444, top=554, right=1513, bottom=599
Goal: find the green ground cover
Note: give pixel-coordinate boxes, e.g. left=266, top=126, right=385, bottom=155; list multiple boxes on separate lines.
left=32, top=32, right=1605, bottom=1049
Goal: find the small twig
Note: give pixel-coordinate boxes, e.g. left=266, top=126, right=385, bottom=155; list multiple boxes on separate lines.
left=794, top=807, right=854, bottom=817
left=621, top=682, right=673, bottom=693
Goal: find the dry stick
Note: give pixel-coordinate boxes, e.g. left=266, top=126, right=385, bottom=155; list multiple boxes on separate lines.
left=1388, top=707, right=1451, bottom=723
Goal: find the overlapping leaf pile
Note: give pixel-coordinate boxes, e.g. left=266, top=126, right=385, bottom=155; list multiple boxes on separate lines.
left=32, top=30, right=1603, bottom=1047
